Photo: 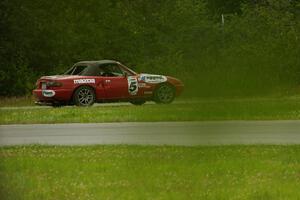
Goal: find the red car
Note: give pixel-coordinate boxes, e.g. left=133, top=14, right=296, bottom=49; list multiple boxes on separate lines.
left=33, top=60, right=184, bottom=106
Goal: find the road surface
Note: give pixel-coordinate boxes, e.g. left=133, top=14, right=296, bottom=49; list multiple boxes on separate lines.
left=1, top=121, right=300, bottom=146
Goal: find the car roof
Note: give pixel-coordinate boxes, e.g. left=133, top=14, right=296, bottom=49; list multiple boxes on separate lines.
left=74, top=60, right=119, bottom=66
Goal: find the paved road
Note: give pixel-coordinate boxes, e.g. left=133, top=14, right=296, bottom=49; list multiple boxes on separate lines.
left=1, top=121, right=300, bottom=146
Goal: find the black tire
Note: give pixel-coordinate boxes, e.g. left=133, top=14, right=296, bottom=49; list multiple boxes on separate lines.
left=154, top=83, right=175, bottom=104
left=73, top=86, right=95, bottom=106
left=130, top=99, right=146, bottom=106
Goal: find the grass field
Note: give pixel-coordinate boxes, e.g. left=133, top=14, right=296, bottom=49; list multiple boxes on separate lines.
left=1, top=96, right=300, bottom=124
left=0, top=96, right=35, bottom=107
left=1, top=145, right=300, bottom=200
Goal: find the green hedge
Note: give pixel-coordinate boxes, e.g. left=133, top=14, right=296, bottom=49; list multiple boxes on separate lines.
left=1, top=0, right=300, bottom=97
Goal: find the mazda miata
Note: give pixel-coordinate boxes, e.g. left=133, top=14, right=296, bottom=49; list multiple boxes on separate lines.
left=33, top=60, right=184, bottom=106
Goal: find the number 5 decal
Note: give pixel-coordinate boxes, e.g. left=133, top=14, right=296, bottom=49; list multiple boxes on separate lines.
left=127, top=76, right=138, bottom=95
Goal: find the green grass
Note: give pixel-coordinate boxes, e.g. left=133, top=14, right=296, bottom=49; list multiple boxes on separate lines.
left=2, top=97, right=300, bottom=124
left=1, top=145, right=300, bottom=199
left=0, top=96, right=34, bottom=107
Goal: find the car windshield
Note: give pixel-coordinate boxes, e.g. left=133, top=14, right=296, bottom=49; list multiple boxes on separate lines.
left=99, top=64, right=124, bottom=77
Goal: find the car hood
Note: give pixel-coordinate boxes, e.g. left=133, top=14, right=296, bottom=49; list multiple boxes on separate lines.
left=138, top=73, right=182, bottom=85
left=166, top=76, right=182, bottom=84
left=137, top=73, right=167, bottom=83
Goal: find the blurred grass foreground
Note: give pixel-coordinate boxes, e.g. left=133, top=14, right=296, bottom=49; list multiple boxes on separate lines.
left=1, top=145, right=300, bottom=200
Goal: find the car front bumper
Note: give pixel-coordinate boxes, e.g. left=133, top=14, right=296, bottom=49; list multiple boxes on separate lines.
left=32, top=88, right=73, bottom=103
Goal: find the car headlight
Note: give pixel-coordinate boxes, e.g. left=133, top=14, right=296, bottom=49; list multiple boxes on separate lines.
left=46, top=81, right=63, bottom=87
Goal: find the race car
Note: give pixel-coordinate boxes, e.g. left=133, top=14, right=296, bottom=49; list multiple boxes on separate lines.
left=33, top=60, right=184, bottom=106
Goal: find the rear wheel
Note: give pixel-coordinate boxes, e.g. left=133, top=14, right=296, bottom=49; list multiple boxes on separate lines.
left=73, top=86, right=95, bottom=106
left=154, top=84, right=175, bottom=104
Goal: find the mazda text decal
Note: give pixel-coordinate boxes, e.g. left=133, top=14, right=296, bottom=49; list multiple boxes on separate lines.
left=127, top=76, right=138, bottom=95
left=74, top=79, right=95, bottom=84
left=139, top=74, right=167, bottom=83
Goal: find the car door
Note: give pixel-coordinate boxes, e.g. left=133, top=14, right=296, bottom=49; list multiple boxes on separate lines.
left=99, top=63, right=129, bottom=99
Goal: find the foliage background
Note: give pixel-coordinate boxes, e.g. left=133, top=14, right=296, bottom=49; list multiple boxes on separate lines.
left=0, top=0, right=300, bottom=97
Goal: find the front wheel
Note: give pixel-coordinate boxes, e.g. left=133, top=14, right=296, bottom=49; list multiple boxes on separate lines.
left=73, top=86, right=95, bottom=106
left=154, top=84, right=175, bottom=104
